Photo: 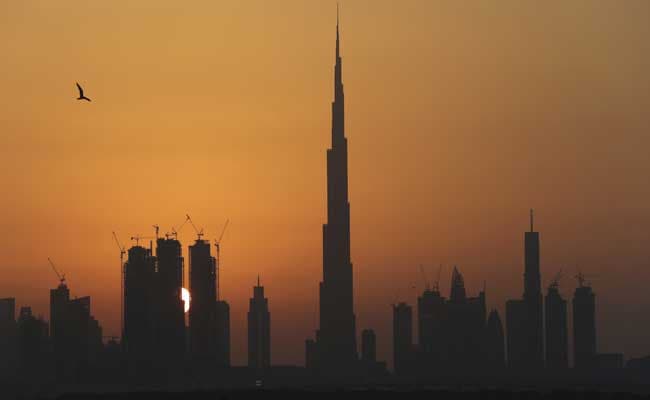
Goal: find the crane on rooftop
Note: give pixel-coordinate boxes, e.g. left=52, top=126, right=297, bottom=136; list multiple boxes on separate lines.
left=47, top=257, right=66, bottom=286
left=186, top=214, right=205, bottom=240
left=167, top=215, right=191, bottom=240
left=112, top=231, right=127, bottom=338
left=215, top=219, right=229, bottom=300
left=549, top=269, right=563, bottom=290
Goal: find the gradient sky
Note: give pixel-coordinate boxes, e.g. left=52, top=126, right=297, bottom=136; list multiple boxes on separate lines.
left=1, top=0, right=649, bottom=367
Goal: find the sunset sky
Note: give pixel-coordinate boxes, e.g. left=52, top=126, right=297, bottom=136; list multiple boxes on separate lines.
left=1, top=0, right=649, bottom=367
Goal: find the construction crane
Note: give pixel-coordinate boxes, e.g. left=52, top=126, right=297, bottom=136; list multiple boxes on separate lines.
left=573, top=265, right=600, bottom=288
left=419, top=264, right=430, bottom=291
left=549, top=269, right=563, bottom=290
left=130, top=235, right=155, bottom=246
left=168, top=215, right=191, bottom=239
left=47, top=257, right=66, bottom=286
left=214, top=219, right=229, bottom=300
left=112, top=231, right=127, bottom=340
left=433, top=264, right=443, bottom=292
left=186, top=214, right=205, bottom=240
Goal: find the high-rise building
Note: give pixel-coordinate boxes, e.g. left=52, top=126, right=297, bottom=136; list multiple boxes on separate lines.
left=0, top=298, right=17, bottom=375
left=215, top=300, right=231, bottom=367
left=0, top=298, right=15, bottom=322
left=485, top=310, right=505, bottom=369
left=189, top=239, right=217, bottom=361
left=123, top=245, right=157, bottom=370
left=545, top=281, right=568, bottom=369
left=393, top=302, right=413, bottom=374
left=50, top=281, right=71, bottom=375
left=361, top=329, right=377, bottom=363
left=311, top=9, right=358, bottom=372
left=248, top=277, right=270, bottom=369
left=417, top=286, right=446, bottom=364
left=506, top=211, right=544, bottom=369
left=16, top=307, right=49, bottom=376
left=155, top=238, right=186, bottom=364
left=445, top=268, right=486, bottom=370
left=50, top=282, right=103, bottom=379
left=573, top=278, right=596, bottom=369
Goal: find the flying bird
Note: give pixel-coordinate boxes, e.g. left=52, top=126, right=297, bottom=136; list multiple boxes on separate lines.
left=76, top=82, right=91, bottom=102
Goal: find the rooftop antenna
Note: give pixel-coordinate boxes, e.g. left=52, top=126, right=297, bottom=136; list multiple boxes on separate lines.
left=530, top=209, right=534, bottom=232
left=152, top=225, right=160, bottom=239
left=257, top=274, right=260, bottom=287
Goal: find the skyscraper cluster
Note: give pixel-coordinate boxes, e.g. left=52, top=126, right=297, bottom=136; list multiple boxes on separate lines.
left=392, top=211, right=625, bottom=375
left=1, top=15, right=649, bottom=390
left=122, top=234, right=232, bottom=375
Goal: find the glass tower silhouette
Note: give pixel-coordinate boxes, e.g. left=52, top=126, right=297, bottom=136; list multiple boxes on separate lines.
left=316, top=12, right=358, bottom=371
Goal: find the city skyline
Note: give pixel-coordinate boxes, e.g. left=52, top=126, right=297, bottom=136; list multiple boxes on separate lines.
left=1, top=0, right=650, bottom=369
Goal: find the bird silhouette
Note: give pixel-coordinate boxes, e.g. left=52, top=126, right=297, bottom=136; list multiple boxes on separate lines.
left=76, top=82, right=91, bottom=102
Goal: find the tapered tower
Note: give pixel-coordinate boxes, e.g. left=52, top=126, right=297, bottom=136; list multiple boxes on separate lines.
left=315, top=9, right=358, bottom=371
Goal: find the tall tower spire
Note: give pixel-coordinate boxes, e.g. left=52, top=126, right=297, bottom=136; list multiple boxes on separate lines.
left=530, top=209, right=534, bottom=232
left=336, top=3, right=340, bottom=59
left=312, top=8, right=357, bottom=371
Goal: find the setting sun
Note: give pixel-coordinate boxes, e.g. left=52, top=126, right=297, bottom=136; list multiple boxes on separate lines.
left=181, top=287, right=191, bottom=313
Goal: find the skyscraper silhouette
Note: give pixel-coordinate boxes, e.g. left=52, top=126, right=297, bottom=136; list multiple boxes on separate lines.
left=215, top=300, right=231, bottom=367
left=50, top=282, right=103, bottom=380
left=361, top=329, right=377, bottom=363
left=155, top=237, right=186, bottom=366
left=485, top=310, right=505, bottom=369
left=247, top=276, right=270, bottom=369
left=189, top=239, right=217, bottom=362
left=573, top=278, right=596, bottom=369
left=417, top=284, right=446, bottom=366
left=0, top=298, right=17, bottom=376
left=545, top=280, right=568, bottom=369
left=309, top=11, right=357, bottom=372
left=506, top=211, right=544, bottom=369
left=392, top=302, right=413, bottom=375
left=445, top=268, right=486, bottom=371
left=123, top=245, right=157, bottom=372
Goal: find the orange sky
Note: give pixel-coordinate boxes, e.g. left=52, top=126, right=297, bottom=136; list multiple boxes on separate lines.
left=1, top=0, right=649, bottom=367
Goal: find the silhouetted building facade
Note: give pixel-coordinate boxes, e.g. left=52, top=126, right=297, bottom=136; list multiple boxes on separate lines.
left=361, top=329, right=376, bottom=363
left=393, top=302, right=413, bottom=374
left=308, top=13, right=358, bottom=373
left=506, top=211, right=544, bottom=369
left=573, top=281, right=596, bottom=369
left=215, top=300, right=231, bottom=367
left=248, top=277, right=270, bottom=369
left=155, top=238, right=186, bottom=366
left=446, top=268, right=486, bottom=370
left=417, top=285, right=446, bottom=366
left=545, top=282, right=568, bottom=369
left=0, top=298, right=17, bottom=376
left=50, top=282, right=103, bottom=380
left=415, top=268, right=486, bottom=372
left=123, top=245, right=157, bottom=371
left=485, top=309, right=505, bottom=369
left=189, top=239, right=217, bottom=362
left=16, top=307, right=49, bottom=377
